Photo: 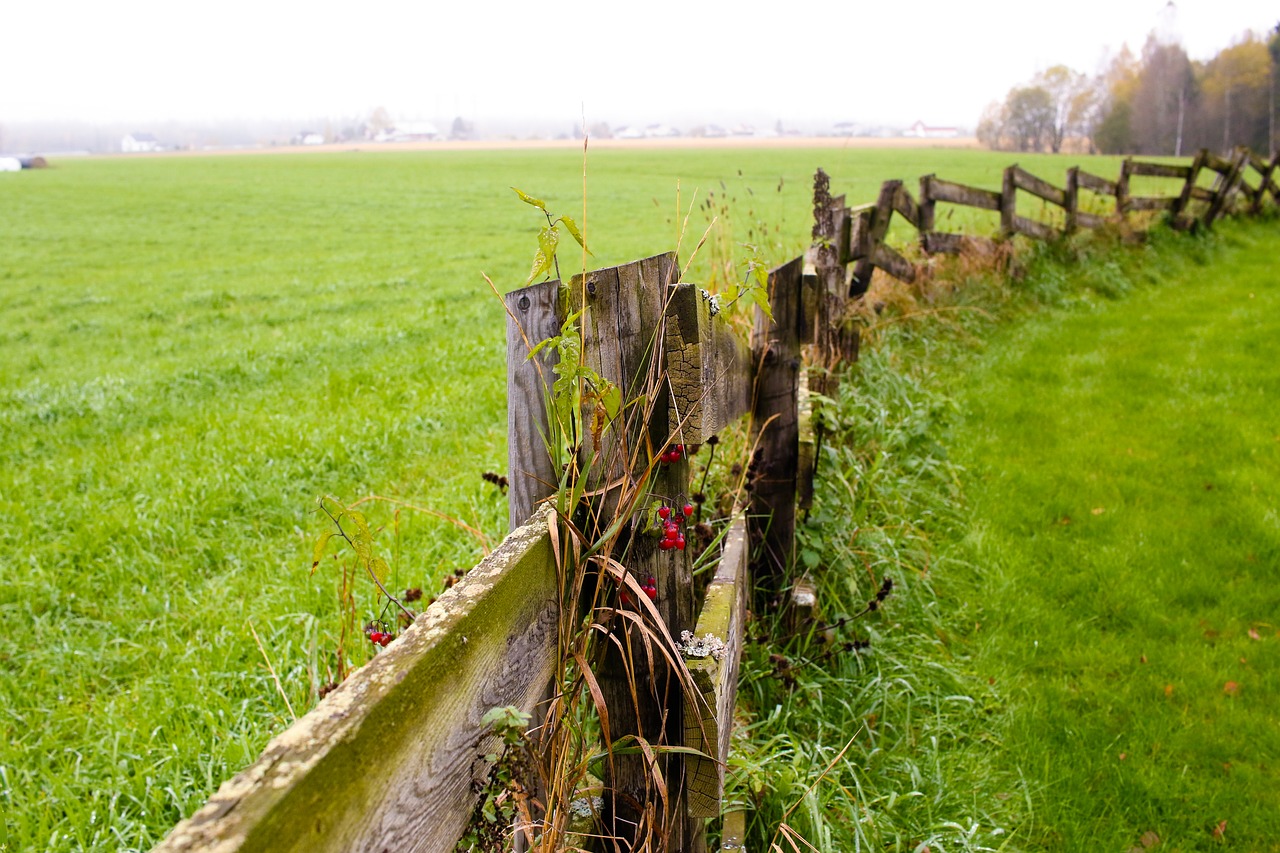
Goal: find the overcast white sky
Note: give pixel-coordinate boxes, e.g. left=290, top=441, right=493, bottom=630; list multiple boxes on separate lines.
left=2, top=0, right=1275, bottom=129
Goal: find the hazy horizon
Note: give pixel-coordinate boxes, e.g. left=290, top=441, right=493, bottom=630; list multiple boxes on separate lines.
left=2, top=0, right=1276, bottom=135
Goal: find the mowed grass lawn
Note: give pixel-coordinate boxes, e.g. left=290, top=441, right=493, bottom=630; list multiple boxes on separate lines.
left=948, top=220, right=1280, bottom=850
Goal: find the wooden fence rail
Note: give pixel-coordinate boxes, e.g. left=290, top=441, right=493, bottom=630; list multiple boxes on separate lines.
left=155, top=145, right=1278, bottom=853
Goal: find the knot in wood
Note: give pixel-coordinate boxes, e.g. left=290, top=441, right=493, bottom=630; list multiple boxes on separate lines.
left=517, top=295, right=530, bottom=311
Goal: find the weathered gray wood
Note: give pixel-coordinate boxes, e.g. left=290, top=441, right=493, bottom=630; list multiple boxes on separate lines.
left=1117, top=159, right=1133, bottom=215
left=870, top=242, right=917, bottom=282
left=1011, top=214, right=1059, bottom=242
left=797, top=369, right=815, bottom=512
left=1128, top=161, right=1193, bottom=179
left=921, top=231, right=998, bottom=255
left=847, top=207, right=873, bottom=261
left=1172, top=149, right=1207, bottom=229
left=664, top=283, right=752, bottom=443
left=852, top=180, right=899, bottom=296
left=921, top=175, right=1002, bottom=210
left=892, top=183, right=921, bottom=228
left=1011, top=165, right=1067, bottom=207
left=1073, top=211, right=1105, bottom=230
left=683, top=515, right=748, bottom=818
left=1126, top=195, right=1179, bottom=212
left=1204, top=151, right=1235, bottom=174
left=1000, top=166, right=1017, bottom=236
left=573, top=252, right=704, bottom=850
left=1075, top=169, right=1118, bottom=197
left=154, top=509, right=559, bottom=853
left=1189, top=185, right=1217, bottom=202
left=750, top=256, right=804, bottom=588
left=1203, top=149, right=1250, bottom=227
left=506, top=280, right=563, bottom=531
left=917, top=175, right=937, bottom=246
left=1065, top=167, right=1081, bottom=231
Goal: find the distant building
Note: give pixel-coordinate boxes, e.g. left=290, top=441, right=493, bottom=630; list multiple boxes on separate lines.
left=293, top=131, right=325, bottom=145
left=904, top=121, right=960, bottom=139
left=0, top=157, right=21, bottom=172
left=644, top=123, right=680, bottom=138
left=121, top=133, right=163, bottom=153
left=376, top=121, right=440, bottom=143
left=614, top=126, right=644, bottom=139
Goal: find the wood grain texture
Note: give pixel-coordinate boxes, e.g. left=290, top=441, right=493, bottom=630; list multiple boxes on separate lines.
left=892, top=183, right=921, bottom=228
left=1128, top=161, right=1192, bottom=179
left=1001, top=167, right=1017, bottom=236
left=664, top=284, right=751, bottom=443
left=1064, top=167, right=1080, bottom=232
left=153, top=509, right=559, bottom=853
left=852, top=180, right=898, bottom=297
left=1126, top=195, right=1179, bottom=212
left=1011, top=215, right=1059, bottom=242
left=750, top=257, right=803, bottom=589
left=921, top=231, right=997, bottom=255
left=1172, top=150, right=1207, bottom=229
left=1075, top=170, right=1118, bottom=197
left=1011, top=165, right=1067, bottom=207
left=796, top=369, right=815, bottom=512
left=920, top=175, right=1002, bottom=210
left=1203, top=149, right=1250, bottom=227
left=506, top=280, right=563, bottom=531
left=870, top=242, right=917, bottom=283
left=683, top=515, right=748, bottom=818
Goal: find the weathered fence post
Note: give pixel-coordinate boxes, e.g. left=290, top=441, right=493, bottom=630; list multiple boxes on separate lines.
left=506, top=279, right=563, bottom=531
left=1000, top=166, right=1017, bottom=237
left=1173, top=149, right=1207, bottom=229
left=749, top=256, right=805, bottom=592
left=1065, top=167, right=1080, bottom=233
left=1117, top=158, right=1134, bottom=216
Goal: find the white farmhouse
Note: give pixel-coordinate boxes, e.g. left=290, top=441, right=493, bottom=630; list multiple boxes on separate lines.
left=904, top=121, right=960, bottom=139
left=121, top=133, right=163, bottom=153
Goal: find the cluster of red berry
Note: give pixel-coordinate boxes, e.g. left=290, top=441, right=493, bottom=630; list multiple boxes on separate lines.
left=366, top=626, right=395, bottom=647
left=619, top=574, right=659, bottom=605
left=658, top=443, right=685, bottom=464
left=657, top=503, right=695, bottom=551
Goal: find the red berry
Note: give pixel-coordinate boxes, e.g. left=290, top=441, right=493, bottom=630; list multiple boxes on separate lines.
left=620, top=590, right=633, bottom=605
left=658, top=506, right=671, bottom=520
left=676, top=536, right=686, bottom=551
left=665, top=526, right=679, bottom=541
left=646, top=575, right=656, bottom=586
left=379, top=633, right=393, bottom=647
left=683, top=503, right=695, bottom=518
left=658, top=539, right=674, bottom=551
left=673, top=513, right=685, bottom=525
left=644, top=585, right=658, bottom=601
left=369, top=632, right=384, bottom=644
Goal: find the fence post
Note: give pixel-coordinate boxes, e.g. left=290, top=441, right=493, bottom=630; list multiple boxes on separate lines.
left=1117, top=158, right=1133, bottom=216
left=505, top=280, right=563, bottom=531
left=918, top=174, right=937, bottom=248
left=749, top=256, right=805, bottom=593
left=1065, top=167, right=1080, bottom=233
left=1172, top=149, right=1207, bottom=229
left=1001, top=166, right=1017, bottom=237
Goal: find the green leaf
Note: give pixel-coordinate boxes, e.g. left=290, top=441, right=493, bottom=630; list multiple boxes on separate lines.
left=511, top=187, right=547, bottom=211
left=557, top=215, right=592, bottom=254
left=370, top=557, right=391, bottom=586
left=311, top=530, right=335, bottom=574
left=525, top=225, right=560, bottom=285
left=481, top=705, right=532, bottom=731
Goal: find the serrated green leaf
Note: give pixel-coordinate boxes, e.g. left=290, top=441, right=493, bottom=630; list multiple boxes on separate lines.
left=511, top=187, right=547, bottom=211
left=557, top=215, right=592, bottom=254
left=311, top=530, right=335, bottom=574
left=370, top=557, right=391, bottom=585
left=537, top=223, right=560, bottom=257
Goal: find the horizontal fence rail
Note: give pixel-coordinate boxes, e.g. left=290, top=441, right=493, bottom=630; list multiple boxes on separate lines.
left=156, top=144, right=1277, bottom=853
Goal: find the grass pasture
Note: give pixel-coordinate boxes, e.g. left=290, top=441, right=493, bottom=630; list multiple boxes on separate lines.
left=1, top=144, right=1252, bottom=851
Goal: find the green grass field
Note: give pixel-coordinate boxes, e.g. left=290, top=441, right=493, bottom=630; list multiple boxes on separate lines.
left=0, top=145, right=1252, bottom=851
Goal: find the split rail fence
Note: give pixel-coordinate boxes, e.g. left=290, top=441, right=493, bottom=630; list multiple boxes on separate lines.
left=155, top=146, right=1278, bottom=853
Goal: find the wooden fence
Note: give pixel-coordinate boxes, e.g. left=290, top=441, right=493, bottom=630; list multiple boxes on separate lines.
left=154, top=146, right=1278, bottom=853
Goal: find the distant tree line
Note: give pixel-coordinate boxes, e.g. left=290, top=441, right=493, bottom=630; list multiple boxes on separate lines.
left=979, top=23, right=1279, bottom=156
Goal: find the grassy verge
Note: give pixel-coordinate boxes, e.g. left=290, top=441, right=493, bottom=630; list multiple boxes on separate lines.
left=729, top=215, right=1279, bottom=851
